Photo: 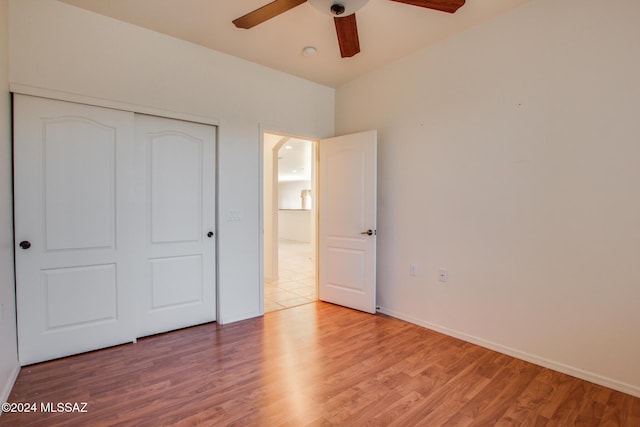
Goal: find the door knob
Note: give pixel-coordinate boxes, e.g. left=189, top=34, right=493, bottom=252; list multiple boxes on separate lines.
left=207, top=231, right=214, bottom=238
left=19, top=240, right=31, bottom=250
left=360, top=229, right=374, bottom=236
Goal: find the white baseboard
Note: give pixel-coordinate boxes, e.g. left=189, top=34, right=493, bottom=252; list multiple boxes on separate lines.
left=0, top=365, right=20, bottom=409
left=377, top=306, right=640, bottom=398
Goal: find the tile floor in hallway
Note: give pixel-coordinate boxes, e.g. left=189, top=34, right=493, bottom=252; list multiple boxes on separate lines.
left=265, top=239, right=316, bottom=313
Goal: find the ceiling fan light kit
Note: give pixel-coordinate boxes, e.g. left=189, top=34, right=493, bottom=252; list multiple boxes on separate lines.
left=233, top=0, right=465, bottom=58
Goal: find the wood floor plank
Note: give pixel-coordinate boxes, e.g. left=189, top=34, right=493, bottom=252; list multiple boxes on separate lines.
left=451, top=359, right=541, bottom=425
left=1, top=302, right=638, bottom=426
left=494, top=370, right=560, bottom=426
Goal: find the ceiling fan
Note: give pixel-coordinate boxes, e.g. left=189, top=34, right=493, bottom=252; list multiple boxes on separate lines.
left=233, top=0, right=466, bottom=58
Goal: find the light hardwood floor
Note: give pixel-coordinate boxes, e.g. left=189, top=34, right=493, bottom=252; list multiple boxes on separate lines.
left=2, top=302, right=639, bottom=426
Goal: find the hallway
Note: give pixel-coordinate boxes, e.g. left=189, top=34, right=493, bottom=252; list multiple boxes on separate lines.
left=264, top=240, right=315, bottom=312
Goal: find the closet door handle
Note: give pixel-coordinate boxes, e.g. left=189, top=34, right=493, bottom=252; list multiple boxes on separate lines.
left=19, top=240, right=32, bottom=250
left=207, top=231, right=214, bottom=238
left=360, top=229, right=374, bottom=236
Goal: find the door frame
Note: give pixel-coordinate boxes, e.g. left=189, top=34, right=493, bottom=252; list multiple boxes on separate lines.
left=259, top=126, right=319, bottom=314
left=265, top=135, right=290, bottom=283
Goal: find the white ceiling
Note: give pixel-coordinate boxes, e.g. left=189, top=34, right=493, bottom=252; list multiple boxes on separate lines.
left=59, top=0, right=531, bottom=88
left=264, top=132, right=314, bottom=182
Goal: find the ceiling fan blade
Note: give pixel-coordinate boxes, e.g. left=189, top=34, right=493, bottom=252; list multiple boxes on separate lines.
left=389, top=0, right=465, bottom=14
left=334, top=14, right=360, bottom=58
left=233, top=0, right=307, bottom=29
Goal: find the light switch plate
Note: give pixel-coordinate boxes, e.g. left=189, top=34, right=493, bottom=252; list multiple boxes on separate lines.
left=226, top=209, right=243, bottom=221
left=410, top=264, right=418, bottom=277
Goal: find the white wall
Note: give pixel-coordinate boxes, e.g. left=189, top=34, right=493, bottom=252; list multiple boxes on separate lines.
left=278, top=180, right=313, bottom=242
left=8, top=0, right=334, bottom=326
left=278, top=210, right=312, bottom=243
left=336, top=0, right=640, bottom=396
left=278, top=180, right=312, bottom=210
left=0, top=0, right=19, bottom=404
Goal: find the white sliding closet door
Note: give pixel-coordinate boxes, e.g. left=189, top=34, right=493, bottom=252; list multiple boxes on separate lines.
left=134, top=114, right=216, bottom=337
left=14, top=95, right=137, bottom=365
left=14, top=96, right=217, bottom=365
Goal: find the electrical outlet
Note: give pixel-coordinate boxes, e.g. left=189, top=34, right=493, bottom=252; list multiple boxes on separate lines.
left=438, top=269, right=449, bottom=283
left=410, top=264, right=418, bottom=277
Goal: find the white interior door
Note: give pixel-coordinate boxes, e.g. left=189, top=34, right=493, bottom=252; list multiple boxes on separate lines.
left=318, top=130, right=377, bottom=313
left=14, top=95, right=137, bottom=365
left=134, top=114, right=216, bottom=337
left=14, top=96, right=217, bottom=364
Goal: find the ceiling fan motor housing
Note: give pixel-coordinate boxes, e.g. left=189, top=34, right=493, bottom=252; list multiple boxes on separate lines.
left=309, top=0, right=369, bottom=17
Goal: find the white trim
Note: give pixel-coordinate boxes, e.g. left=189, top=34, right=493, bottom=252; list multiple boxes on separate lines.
left=257, top=124, right=265, bottom=316
left=268, top=135, right=292, bottom=284
left=214, top=126, right=221, bottom=325
left=377, top=306, right=640, bottom=398
left=0, top=366, right=20, bottom=409
left=10, top=83, right=219, bottom=126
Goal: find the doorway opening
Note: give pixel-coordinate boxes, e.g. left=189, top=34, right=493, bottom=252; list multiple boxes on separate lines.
left=263, top=132, right=317, bottom=313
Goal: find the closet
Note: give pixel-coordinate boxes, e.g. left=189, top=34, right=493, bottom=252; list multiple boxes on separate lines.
left=13, top=95, right=216, bottom=365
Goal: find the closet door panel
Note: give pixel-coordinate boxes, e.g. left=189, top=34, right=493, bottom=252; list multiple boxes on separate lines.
left=14, top=95, right=137, bottom=365
left=135, top=114, right=216, bottom=337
